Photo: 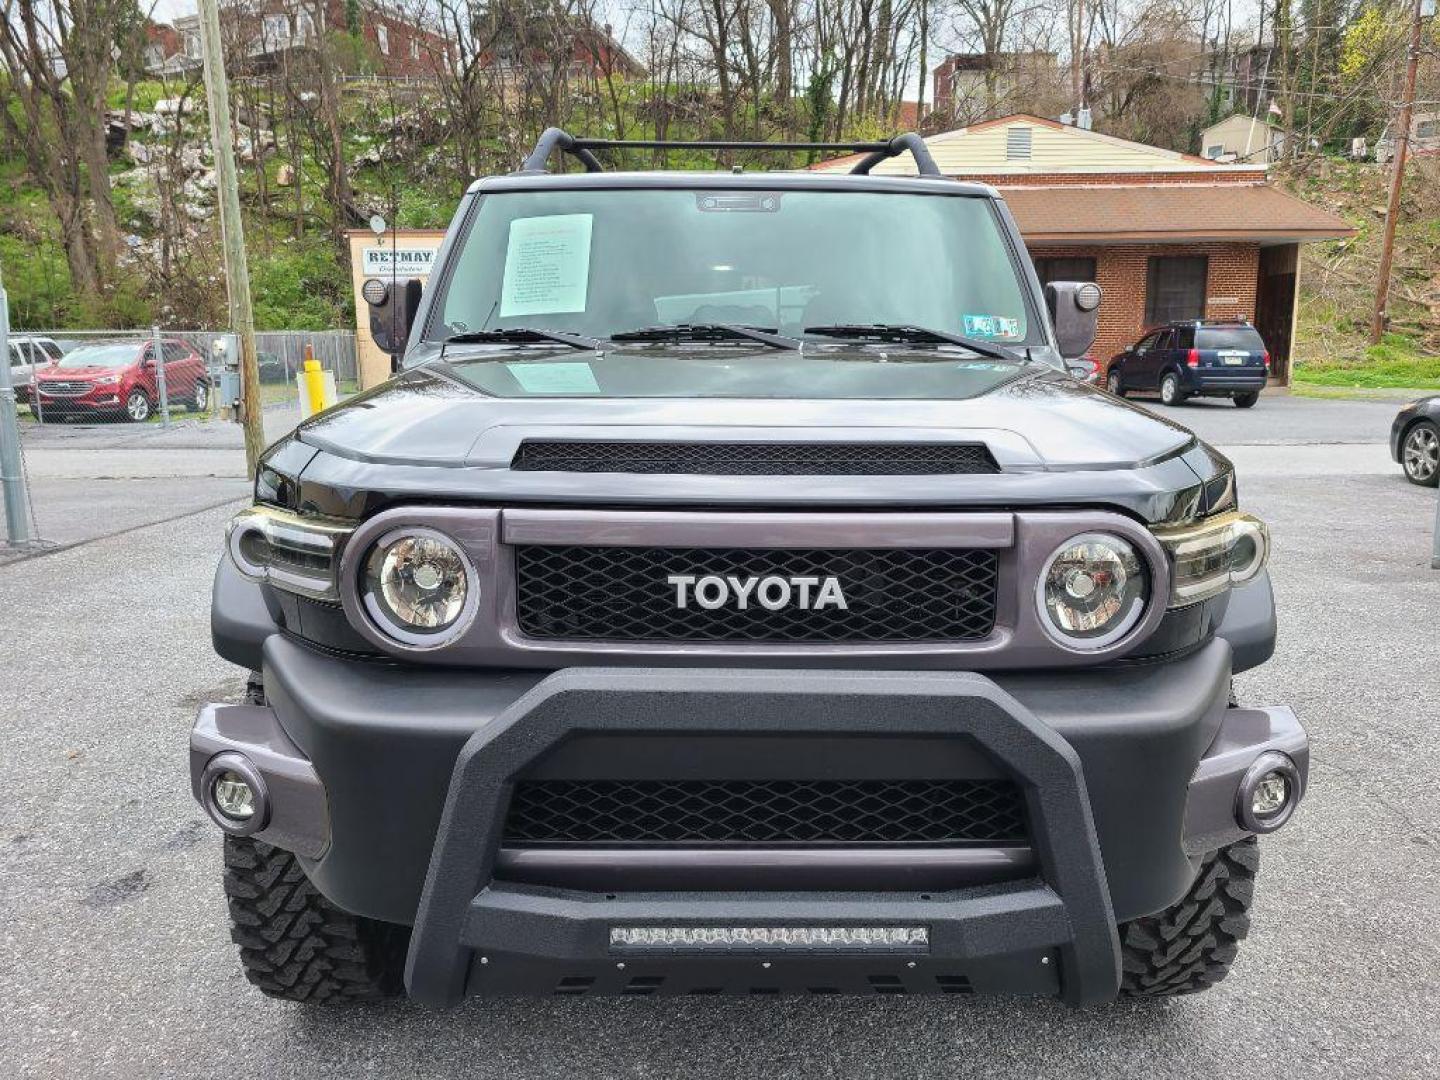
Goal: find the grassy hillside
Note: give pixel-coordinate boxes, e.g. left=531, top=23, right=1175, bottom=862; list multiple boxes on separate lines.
left=1285, top=160, right=1440, bottom=389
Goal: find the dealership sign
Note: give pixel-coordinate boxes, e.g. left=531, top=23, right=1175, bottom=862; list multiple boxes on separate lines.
left=361, top=246, right=439, bottom=279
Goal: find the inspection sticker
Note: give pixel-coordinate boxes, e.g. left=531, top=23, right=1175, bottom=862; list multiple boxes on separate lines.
left=962, top=314, right=1021, bottom=339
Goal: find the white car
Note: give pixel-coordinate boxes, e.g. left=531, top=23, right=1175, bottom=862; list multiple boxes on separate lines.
left=6, top=335, right=63, bottom=409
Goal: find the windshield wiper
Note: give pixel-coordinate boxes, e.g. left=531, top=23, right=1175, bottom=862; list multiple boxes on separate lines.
left=804, top=323, right=1023, bottom=362
left=444, top=327, right=606, bottom=351
left=610, top=323, right=802, bottom=350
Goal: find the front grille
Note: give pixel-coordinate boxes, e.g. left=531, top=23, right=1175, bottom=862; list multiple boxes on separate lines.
left=514, top=546, right=999, bottom=643
left=503, top=779, right=1027, bottom=845
left=510, top=440, right=1000, bottom=476
left=37, top=380, right=93, bottom=396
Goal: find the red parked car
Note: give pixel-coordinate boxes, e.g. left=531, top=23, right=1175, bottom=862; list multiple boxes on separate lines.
left=33, top=338, right=210, bottom=422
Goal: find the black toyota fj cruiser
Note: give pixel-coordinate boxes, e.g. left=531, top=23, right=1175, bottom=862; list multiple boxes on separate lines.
left=191, top=131, right=1307, bottom=1007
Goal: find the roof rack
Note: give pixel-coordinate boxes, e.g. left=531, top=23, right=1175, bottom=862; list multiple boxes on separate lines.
left=517, top=127, right=943, bottom=178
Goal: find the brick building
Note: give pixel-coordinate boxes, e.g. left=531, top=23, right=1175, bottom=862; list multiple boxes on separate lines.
left=815, top=115, right=1353, bottom=382
left=171, top=1, right=451, bottom=80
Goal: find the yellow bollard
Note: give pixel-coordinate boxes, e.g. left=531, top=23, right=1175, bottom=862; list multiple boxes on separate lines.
left=301, top=345, right=326, bottom=415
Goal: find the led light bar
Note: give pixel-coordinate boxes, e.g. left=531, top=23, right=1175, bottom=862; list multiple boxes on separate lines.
left=609, top=925, right=930, bottom=953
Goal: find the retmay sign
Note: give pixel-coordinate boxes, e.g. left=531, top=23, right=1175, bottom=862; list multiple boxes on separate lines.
left=362, top=246, right=439, bottom=278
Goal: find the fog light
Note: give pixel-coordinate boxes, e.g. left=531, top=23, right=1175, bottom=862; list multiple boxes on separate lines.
left=200, top=752, right=270, bottom=835
left=609, top=926, right=929, bottom=952
left=1236, top=751, right=1301, bottom=833
left=212, top=772, right=256, bottom=820
left=1251, top=772, right=1288, bottom=817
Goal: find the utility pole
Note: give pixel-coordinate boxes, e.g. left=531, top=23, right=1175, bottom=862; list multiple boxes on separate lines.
left=1370, top=0, right=1426, bottom=344
left=196, top=0, right=265, bottom=473
left=0, top=260, right=33, bottom=546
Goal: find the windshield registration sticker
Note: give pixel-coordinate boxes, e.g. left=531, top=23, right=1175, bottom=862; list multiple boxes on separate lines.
left=962, top=314, right=1021, bottom=339
left=500, top=214, right=593, bottom=317
left=504, top=361, right=601, bottom=394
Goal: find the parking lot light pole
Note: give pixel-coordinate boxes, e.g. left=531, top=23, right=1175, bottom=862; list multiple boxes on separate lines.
left=0, top=260, right=33, bottom=545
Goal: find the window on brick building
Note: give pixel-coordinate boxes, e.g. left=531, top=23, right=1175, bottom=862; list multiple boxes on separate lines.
left=1034, top=257, right=1097, bottom=286
left=1145, top=256, right=1208, bottom=325
left=377, top=24, right=390, bottom=54
left=410, top=37, right=420, bottom=60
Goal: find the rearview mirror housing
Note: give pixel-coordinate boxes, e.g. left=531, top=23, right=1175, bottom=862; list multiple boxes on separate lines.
left=1045, top=281, right=1103, bottom=361
left=366, top=277, right=424, bottom=361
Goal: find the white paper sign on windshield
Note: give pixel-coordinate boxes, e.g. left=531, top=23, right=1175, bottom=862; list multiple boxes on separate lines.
left=499, top=214, right=593, bottom=317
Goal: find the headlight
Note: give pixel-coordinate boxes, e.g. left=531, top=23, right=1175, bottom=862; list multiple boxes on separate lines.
left=1153, top=512, right=1269, bottom=606
left=95, top=375, right=120, bottom=386
left=1035, top=532, right=1149, bottom=650
left=361, top=528, right=478, bottom=647
left=227, top=506, right=351, bottom=600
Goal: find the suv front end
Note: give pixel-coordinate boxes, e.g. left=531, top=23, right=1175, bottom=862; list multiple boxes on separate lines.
left=190, top=135, right=1307, bottom=1007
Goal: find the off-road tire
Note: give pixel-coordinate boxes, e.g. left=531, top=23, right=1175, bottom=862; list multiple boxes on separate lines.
left=223, top=835, right=409, bottom=1002
left=1233, top=391, right=1260, bottom=409
left=1159, top=372, right=1187, bottom=407
left=1118, top=837, right=1258, bottom=997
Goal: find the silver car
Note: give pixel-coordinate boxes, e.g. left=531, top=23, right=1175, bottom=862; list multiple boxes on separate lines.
left=6, top=335, right=63, bottom=408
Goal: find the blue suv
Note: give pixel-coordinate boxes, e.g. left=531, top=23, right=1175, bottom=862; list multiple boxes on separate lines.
left=1106, top=321, right=1270, bottom=408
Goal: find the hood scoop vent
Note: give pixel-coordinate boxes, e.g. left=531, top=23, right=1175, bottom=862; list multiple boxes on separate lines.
left=510, top=440, right=1000, bottom=477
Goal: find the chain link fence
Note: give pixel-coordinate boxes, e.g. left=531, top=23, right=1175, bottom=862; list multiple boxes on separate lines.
left=5, top=328, right=358, bottom=556
left=13, top=329, right=357, bottom=427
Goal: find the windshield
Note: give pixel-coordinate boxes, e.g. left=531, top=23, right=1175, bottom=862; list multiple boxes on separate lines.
left=55, top=343, right=140, bottom=369
left=430, top=188, right=1037, bottom=346
left=1197, top=327, right=1265, bottom=351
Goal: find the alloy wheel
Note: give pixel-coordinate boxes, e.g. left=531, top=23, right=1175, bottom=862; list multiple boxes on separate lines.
left=1403, top=424, right=1439, bottom=483
left=127, top=391, right=150, bottom=422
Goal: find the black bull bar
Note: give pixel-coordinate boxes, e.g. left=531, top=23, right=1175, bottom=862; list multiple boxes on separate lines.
left=403, top=668, right=1123, bottom=1006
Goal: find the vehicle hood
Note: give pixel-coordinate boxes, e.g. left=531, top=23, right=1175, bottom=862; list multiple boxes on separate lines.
left=296, top=347, right=1199, bottom=472
left=276, top=345, right=1229, bottom=523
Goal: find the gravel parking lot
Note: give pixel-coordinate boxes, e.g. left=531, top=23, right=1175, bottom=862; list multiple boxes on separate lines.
left=1, top=393, right=1437, bottom=1078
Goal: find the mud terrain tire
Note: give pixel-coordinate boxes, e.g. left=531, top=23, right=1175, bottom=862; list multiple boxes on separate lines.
left=223, top=835, right=408, bottom=1002
left=1118, top=837, right=1258, bottom=997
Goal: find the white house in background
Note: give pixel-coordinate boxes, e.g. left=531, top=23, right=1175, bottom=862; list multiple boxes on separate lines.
left=1199, top=115, right=1288, bottom=164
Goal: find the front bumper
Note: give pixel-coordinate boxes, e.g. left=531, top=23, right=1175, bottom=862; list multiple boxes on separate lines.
left=35, top=387, right=124, bottom=411
left=190, top=629, right=1307, bottom=1006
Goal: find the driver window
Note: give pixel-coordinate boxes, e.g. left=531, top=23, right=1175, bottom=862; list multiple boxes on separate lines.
left=1135, top=333, right=1156, bottom=354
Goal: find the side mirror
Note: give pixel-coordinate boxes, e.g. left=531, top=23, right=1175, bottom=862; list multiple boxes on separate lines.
left=1045, top=281, right=1102, bottom=361
left=365, top=277, right=423, bottom=359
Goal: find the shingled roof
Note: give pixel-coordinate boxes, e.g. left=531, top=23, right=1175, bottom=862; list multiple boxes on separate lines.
left=1001, top=182, right=1354, bottom=243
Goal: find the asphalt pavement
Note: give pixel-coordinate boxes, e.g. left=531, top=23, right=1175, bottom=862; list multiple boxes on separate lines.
left=4, top=405, right=298, bottom=559
left=1, top=391, right=1437, bottom=1078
